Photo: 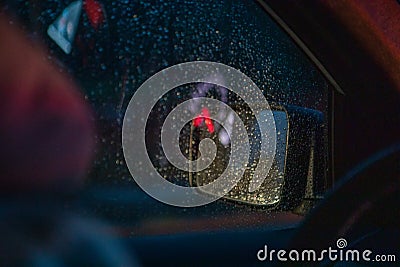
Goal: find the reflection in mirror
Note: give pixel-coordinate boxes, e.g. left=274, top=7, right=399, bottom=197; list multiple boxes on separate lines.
left=192, top=107, right=288, bottom=206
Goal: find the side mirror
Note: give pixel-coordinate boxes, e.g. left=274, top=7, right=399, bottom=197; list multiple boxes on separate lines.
left=189, top=102, right=327, bottom=211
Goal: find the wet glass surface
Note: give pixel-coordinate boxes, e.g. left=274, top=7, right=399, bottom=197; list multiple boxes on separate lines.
left=3, top=0, right=329, bottom=230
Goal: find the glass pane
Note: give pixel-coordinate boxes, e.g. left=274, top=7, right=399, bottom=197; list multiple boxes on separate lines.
left=4, top=0, right=329, bottom=232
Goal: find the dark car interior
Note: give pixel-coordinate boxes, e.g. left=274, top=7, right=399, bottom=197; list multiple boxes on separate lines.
left=0, top=0, right=399, bottom=266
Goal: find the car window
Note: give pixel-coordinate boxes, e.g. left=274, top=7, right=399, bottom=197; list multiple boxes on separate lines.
left=4, top=0, right=329, bottom=233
